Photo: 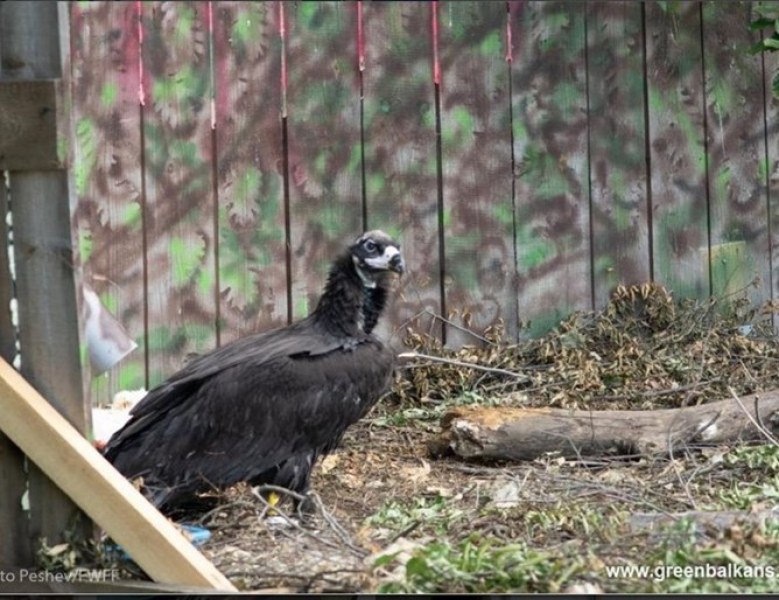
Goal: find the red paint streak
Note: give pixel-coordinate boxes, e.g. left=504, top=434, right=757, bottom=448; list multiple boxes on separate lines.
left=506, top=2, right=514, bottom=63
left=431, top=1, right=440, bottom=85
left=357, top=1, right=365, bottom=72
left=136, top=0, right=145, bottom=106
left=279, top=1, right=288, bottom=118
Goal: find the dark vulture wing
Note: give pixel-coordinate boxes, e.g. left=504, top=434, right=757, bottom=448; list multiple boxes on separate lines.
left=104, top=321, right=393, bottom=504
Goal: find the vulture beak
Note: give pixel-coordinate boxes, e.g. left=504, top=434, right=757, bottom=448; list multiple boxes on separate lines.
left=389, top=253, right=405, bottom=275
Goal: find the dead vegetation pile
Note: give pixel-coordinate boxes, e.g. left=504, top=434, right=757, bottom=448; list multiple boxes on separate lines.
left=394, top=282, right=779, bottom=412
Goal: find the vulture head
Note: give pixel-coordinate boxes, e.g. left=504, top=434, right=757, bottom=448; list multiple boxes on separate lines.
left=350, top=229, right=405, bottom=288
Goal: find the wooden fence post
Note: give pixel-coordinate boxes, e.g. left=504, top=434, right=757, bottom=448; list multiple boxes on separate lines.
left=0, top=174, right=32, bottom=567
left=0, top=0, right=88, bottom=559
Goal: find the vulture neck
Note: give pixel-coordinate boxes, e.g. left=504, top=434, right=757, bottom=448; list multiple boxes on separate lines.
left=313, top=254, right=387, bottom=336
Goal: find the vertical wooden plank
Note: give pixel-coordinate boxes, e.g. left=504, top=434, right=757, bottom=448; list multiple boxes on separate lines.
left=363, top=1, right=442, bottom=343
left=1, top=0, right=87, bottom=556
left=0, top=174, right=31, bottom=566
left=13, top=173, right=88, bottom=548
left=287, top=1, right=363, bottom=320
left=512, top=1, right=591, bottom=337
left=142, top=2, right=216, bottom=383
left=764, top=16, right=779, bottom=313
left=439, top=1, right=516, bottom=346
left=703, top=1, right=771, bottom=304
left=587, top=1, right=650, bottom=308
left=213, top=1, right=288, bottom=344
left=70, top=2, right=145, bottom=405
left=646, top=1, right=709, bottom=300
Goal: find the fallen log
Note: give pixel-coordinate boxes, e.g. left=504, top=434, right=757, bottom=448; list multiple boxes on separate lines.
left=430, top=389, right=779, bottom=461
left=628, top=508, right=779, bottom=534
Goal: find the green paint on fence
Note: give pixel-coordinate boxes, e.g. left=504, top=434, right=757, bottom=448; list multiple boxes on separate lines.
left=494, top=202, right=514, bottom=227
left=79, top=229, right=93, bottom=264
left=100, top=290, right=119, bottom=317
left=715, top=165, right=731, bottom=202
left=232, top=166, right=262, bottom=221
left=367, top=173, right=385, bottom=198
left=552, top=81, right=580, bottom=116
left=169, top=236, right=205, bottom=286
left=296, top=295, right=309, bottom=319
left=480, top=31, right=501, bottom=56
left=100, top=81, right=118, bottom=108
left=118, top=361, right=144, bottom=391
left=232, top=5, right=267, bottom=47
left=174, top=5, right=196, bottom=43
left=75, top=117, right=97, bottom=195
left=123, top=202, right=142, bottom=229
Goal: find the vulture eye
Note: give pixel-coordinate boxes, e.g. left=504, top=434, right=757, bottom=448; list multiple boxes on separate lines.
left=363, top=239, right=377, bottom=253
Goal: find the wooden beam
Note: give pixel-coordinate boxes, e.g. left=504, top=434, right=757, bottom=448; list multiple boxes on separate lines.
left=0, top=358, right=236, bottom=591
left=0, top=23, right=33, bottom=568
left=1, top=0, right=89, bottom=553
left=0, top=150, right=32, bottom=567
left=0, top=80, right=64, bottom=171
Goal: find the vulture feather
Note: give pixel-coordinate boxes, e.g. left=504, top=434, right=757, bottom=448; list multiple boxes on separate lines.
left=103, top=230, right=404, bottom=514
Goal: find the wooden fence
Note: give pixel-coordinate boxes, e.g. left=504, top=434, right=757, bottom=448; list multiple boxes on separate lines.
left=0, top=0, right=778, bottom=570
left=64, top=0, right=779, bottom=404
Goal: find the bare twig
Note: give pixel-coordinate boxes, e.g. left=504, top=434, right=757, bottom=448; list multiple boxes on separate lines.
left=728, top=387, right=779, bottom=447
left=397, top=351, right=529, bottom=381
left=251, top=485, right=367, bottom=557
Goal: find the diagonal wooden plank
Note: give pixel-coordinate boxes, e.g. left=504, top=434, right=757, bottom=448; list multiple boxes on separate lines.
left=0, top=358, right=235, bottom=591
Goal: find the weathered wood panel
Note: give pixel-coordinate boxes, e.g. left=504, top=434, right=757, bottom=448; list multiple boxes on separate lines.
left=645, top=1, right=709, bottom=300
left=764, top=32, right=779, bottom=313
left=587, top=1, right=650, bottom=308
left=141, top=2, right=216, bottom=383
left=512, top=1, right=591, bottom=338
left=70, top=1, right=145, bottom=404
left=0, top=80, right=63, bottom=171
left=2, top=0, right=88, bottom=559
left=439, top=1, right=516, bottom=346
left=13, top=172, right=88, bottom=551
left=703, top=1, right=771, bottom=305
left=0, top=174, right=31, bottom=566
left=286, top=1, right=363, bottom=321
left=363, top=1, right=442, bottom=345
left=57, top=0, right=779, bottom=365
left=214, top=1, right=288, bottom=344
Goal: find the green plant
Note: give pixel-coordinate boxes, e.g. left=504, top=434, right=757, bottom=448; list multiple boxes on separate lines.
left=376, top=536, right=587, bottom=593
left=725, top=444, right=779, bottom=474
left=366, top=495, right=465, bottom=536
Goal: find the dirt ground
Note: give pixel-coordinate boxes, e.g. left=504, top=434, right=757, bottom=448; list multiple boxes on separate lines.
left=199, top=407, right=779, bottom=593
left=44, top=283, right=779, bottom=593
left=194, top=284, right=779, bottom=593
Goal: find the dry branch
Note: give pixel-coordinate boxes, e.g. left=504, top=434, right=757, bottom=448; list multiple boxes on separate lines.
left=431, top=390, right=779, bottom=462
